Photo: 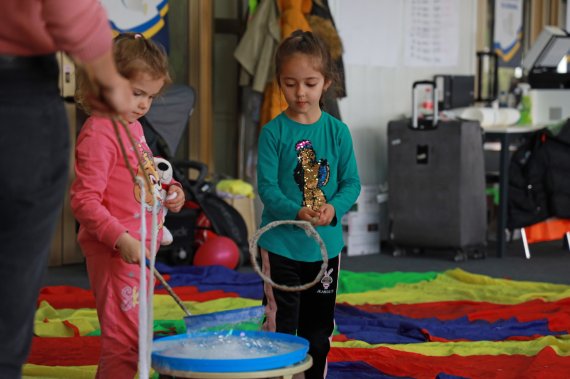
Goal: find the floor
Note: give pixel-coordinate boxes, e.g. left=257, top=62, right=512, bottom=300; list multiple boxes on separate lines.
left=43, top=238, right=570, bottom=289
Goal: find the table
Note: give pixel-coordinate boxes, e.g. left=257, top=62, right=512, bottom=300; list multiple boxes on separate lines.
left=155, top=355, right=312, bottom=379
left=483, top=125, right=545, bottom=257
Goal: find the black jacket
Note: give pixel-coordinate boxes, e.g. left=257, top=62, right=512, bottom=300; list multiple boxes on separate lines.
left=508, top=120, right=570, bottom=229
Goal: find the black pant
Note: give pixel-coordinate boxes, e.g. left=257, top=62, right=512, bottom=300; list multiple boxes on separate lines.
left=262, top=251, right=340, bottom=379
left=0, top=55, right=69, bottom=379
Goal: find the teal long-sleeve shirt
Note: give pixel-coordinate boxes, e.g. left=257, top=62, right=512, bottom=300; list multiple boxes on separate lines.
left=257, top=111, right=361, bottom=262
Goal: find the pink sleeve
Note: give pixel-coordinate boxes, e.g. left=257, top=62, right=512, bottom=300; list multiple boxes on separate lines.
left=42, top=0, right=113, bottom=62
left=70, top=118, right=127, bottom=249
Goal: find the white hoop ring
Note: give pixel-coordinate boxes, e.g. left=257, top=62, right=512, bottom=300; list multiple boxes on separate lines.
left=249, top=220, right=328, bottom=292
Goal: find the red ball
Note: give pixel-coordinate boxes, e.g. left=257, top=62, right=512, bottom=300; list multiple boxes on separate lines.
left=193, top=235, right=240, bottom=270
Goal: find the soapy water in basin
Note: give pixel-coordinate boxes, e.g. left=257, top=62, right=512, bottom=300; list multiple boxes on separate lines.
left=154, top=331, right=305, bottom=360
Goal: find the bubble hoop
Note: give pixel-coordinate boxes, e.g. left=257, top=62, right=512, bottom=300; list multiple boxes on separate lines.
left=249, top=220, right=328, bottom=292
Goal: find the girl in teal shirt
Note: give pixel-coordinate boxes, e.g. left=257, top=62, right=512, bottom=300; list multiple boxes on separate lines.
left=256, top=30, right=360, bottom=379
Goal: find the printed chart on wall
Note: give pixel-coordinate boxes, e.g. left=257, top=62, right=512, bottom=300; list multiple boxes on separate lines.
left=403, top=0, right=460, bottom=67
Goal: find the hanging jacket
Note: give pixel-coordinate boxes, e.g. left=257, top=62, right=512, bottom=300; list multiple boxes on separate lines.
left=259, top=0, right=313, bottom=128
left=307, top=0, right=346, bottom=98
left=234, top=0, right=281, bottom=93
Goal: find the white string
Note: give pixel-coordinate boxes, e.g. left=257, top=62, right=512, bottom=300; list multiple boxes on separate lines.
left=137, top=178, right=149, bottom=378
left=136, top=179, right=161, bottom=379
left=111, top=117, right=165, bottom=377
left=146, top=194, right=160, bottom=376
left=249, top=220, right=328, bottom=292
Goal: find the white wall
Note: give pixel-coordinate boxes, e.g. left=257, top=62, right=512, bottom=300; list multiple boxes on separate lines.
left=329, top=0, right=478, bottom=186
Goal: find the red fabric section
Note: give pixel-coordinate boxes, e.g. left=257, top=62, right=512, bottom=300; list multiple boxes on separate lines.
left=154, top=288, right=239, bottom=301
left=427, top=334, right=545, bottom=343
left=28, top=336, right=100, bottom=366
left=332, top=334, right=350, bottom=342
left=38, top=286, right=96, bottom=309
left=62, top=320, right=81, bottom=337
left=355, top=298, right=570, bottom=332
left=38, top=285, right=238, bottom=309
left=525, top=219, right=570, bottom=244
left=329, top=346, right=570, bottom=379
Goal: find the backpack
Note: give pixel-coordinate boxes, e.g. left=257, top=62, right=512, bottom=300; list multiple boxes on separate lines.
left=507, top=128, right=551, bottom=229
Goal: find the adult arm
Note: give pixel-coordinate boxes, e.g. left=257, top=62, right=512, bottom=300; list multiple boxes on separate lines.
left=42, top=0, right=133, bottom=115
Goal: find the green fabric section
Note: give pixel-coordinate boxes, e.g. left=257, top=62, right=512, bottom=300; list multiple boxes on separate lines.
left=332, top=335, right=570, bottom=357
left=87, top=316, right=263, bottom=338
left=197, top=320, right=263, bottom=333
left=64, top=318, right=188, bottom=338
left=337, top=270, right=438, bottom=294
left=153, top=319, right=186, bottom=336
left=337, top=268, right=570, bottom=305
left=486, top=186, right=499, bottom=205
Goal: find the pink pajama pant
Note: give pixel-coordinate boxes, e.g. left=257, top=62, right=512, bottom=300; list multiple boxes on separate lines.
left=86, top=248, right=150, bottom=379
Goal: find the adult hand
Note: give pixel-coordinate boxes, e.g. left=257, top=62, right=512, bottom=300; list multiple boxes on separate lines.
left=116, top=232, right=150, bottom=264
left=81, top=50, right=135, bottom=116
left=89, top=76, right=134, bottom=116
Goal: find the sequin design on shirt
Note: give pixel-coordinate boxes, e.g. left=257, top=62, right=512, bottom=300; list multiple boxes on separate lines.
left=294, top=139, right=330, bottom=211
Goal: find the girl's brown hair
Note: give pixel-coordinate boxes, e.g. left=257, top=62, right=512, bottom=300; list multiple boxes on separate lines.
left=76, top=32, right=172, bottom=113
left=274, top=29, right=339, bottom=108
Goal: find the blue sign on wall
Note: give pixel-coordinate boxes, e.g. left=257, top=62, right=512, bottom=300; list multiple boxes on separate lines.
left=101, top=0, right=170, bottom=53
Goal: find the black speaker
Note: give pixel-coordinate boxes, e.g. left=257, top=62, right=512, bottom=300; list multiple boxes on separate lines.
left=387, top=119, right=487, bottom=256
left=434, top=75, right=475, bottom=110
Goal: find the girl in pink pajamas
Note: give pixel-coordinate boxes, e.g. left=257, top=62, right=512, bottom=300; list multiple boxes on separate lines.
left=71, top=33, right=184, bottom=379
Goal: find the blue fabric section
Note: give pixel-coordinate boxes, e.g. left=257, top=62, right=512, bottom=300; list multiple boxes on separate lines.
left=335, top=304, right=563, bottom=343
left=436, top=373, right=470, bottom=379
left=335, top=304, right=427, bottom=344
left=154, top=263, right=263, bottom=299
left=328, top=361, right=412, bottom=379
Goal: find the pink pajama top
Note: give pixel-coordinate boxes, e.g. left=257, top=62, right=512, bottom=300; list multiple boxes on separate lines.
left=0, top=0, right=112, bottom=62
left=71, top=116, right=167, bottom=255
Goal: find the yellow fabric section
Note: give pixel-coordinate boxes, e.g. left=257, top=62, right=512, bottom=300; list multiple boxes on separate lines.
left=332, top=334, right=570, bottom=357
left=23, top=364, right=97, bottom=379
left=154, top=296, right=261, bottom=320
left=23, top=365, right=159, bottom=379
left=34, top=296, right=261, bottom=337
left=337, top=268, right=570, bottom=305
left=34, top=301, right=99, bottom=337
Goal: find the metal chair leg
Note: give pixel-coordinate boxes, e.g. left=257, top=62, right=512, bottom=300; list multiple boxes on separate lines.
left=521, top=228, right=531, bottom=259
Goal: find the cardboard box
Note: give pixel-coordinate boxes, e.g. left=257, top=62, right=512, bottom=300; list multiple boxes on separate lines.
left=345, top=233, right=381, bottom=256
left=223, top=196, right=256, bottom=241
left=342, top=211, right=381, bottom=256
left=354, top=185, right=380, bottom=212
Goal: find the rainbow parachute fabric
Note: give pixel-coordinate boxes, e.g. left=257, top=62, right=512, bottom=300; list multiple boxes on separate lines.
left=26, top=265, right=570, bottom=378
